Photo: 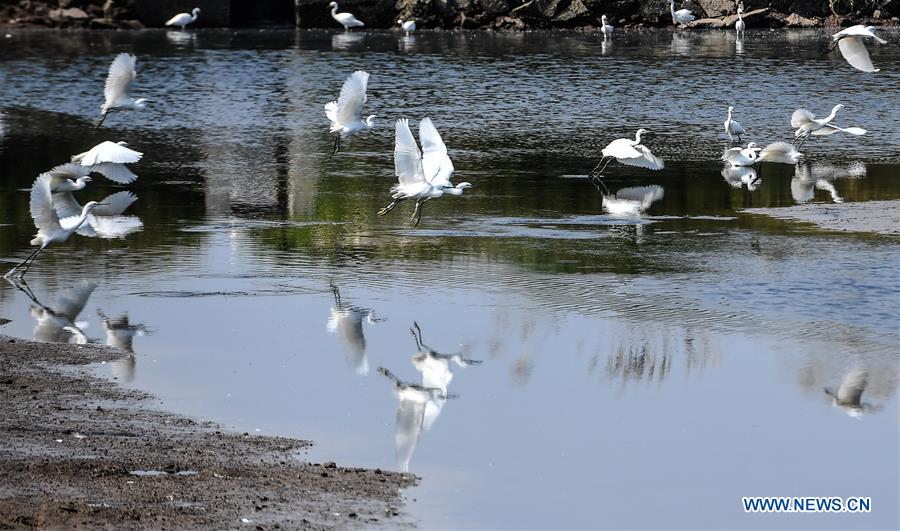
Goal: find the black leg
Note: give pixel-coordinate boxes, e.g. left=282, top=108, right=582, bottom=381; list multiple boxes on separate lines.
left=18, top=248, right=42, bottom=279
left=329, top=135, right=341, bottom=158
left=588, top=156, right=608, bottom=179
left=6, top=247, right=40, bottom=278
left=95, top=111, right=108, bottom=129
left=378, top=198, right=403, bottom=216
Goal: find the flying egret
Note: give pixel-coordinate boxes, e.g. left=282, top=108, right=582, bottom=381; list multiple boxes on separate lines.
left=378, top=118, right=471, bottom=226
left=47, top=163, right=92, bottom=192
left=71, top=141, right=143, bottom=184
left=828, top=25, right=887, bottom=73
left=724, top=106, right=746, bottom=142
left=602, top=185, right=665, bottom=217
left=600, top=15, right=613, bottom=35
left=825, top=369, right=879, bottom=417
left=324, top=70, right=375, bottom=157
left=398, top=19, right=416, bottom=34
left=790, top=104, right=866, bottom=148
left=756, top=141, right=803, bottom=164
left=721, top=142, right=760, bottom=167
left=328, top=2, right=364, bottom=30
left=735, top=6, right=745, bottom=33
left=4, top=174, right=106, bottom=279
left=54, top=190, right=142, bottom=239
left=165, top=7, right=200, bottom=30
left=670, top=0, right=694, bottom=27
left=589, top=129, right=664, bottom=181
left=97, top=53, right=147, bottom=128
left=327, top=283, right=382, bottom=375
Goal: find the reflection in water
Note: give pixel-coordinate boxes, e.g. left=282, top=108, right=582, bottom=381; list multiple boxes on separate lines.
left=792, top=163, right=844, bottom=203
left=56, top=191, right=144, bottom=239
left=379, top=323, right=480, bottom=472
left=98, top=309, right=151, bottom=383
left=166, top=30, right=196, bottom=47
left=332, top=32, right=363, bottom=50
left=824, top=369, right=880, bottom=418
left=721, top=166, right=759, bottom=191
left=602, top=185, right=664, bottom=217
left=735, top=35, right=744, bottom=55
left=398, top=34, right=416, bottom=53
left=16, top=279, right=97, bottom=344
left=327, top=284, right=382, bottom=375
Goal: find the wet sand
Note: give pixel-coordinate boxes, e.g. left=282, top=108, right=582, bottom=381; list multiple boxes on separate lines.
left=743, top=200, right=900, bottom=235
left=0, top=335, right=416, bottom=529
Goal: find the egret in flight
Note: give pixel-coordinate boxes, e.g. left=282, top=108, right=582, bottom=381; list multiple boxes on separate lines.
left=72, top=141, right=143, bottom=184
left=5, top=174, right=106, bottom=279
left=724, top=106, right=746, bottom=142
left=828, top=25, right=887, bottom=73
left=600, top=15, right=613, bottom=35
left=670, top=0, right=694, bottom=27
left=398, top=19, right=416, bottom=34
left=825, top=369, right=879, bottom=417
left=328, top=2, right=364, bottom=30
left=721, top=142, right=760, bottom=167
left=165, top=7, right=200, bottom=30
left=47, top=163, right=92, bottom=192
left=54, top=190, right=142, bottom=239
left=756, top=141, right=803, bottom=164
left=791, top=104, right=866, bottom=148
left=589, top=129, right=664, bottom=181
left=325, top=70, right=375, bottom=157
left=97, top=53, right=147, bottom=128
left=378, top=118, right=471, bottom=226
left=735, top=6, right=745, bottom=33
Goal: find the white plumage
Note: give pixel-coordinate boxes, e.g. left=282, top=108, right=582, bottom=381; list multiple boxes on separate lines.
left=790, top=104, right=866, bottom=147
left=598, top=129, right=665, bottom=172
left=98, top=53, right=147, bottom=127
left=47, top=163, right=92, bottom=192
left=325, top=70, right=375, bottom=156
left=735, top=7, right=745, bottom=33
left=831, top=25, right=887, bottom=73
left=56, top=190, right=142, bottom=239
left=71, top=141, right=143, bottom=184
left=165, top=7, right=200, bottom=30
left=602, top=185, right=664, bottom=216
left=600, top=15, right=613, bottom=35
left=328, top=2, right=364, bottom=30
left=724, top=106, right=746, bottom=142
left=670, top=0, right=694, bottom=27
left=398, top=19, right=416, bottom=34
left=756, top=142, right=803, bottom=165
left=721, top=142, right=760, bottom=167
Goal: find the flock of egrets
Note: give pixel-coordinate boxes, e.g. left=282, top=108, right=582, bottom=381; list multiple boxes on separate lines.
left=3, top=2, right=890, bottom=280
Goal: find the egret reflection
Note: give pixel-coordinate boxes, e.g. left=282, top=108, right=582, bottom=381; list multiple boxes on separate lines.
left=721, top=166, right=759, bottom=191
left=331, top=32, right=364, bottom=51
left=14, top=279, right=97, bottom=344
left=166, top=30, right=197, bottom=47
left=792, top=163, right=844, bottom=203
left=327, top=284, right=382, bottom=375
left=98, top=310, right=151, bottom=383
left=825, top=369, right=880, bottom=418
left=602, top=185, right=664, bottom=217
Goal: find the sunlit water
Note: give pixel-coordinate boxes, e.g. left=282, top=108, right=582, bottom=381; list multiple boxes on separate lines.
left=1, top=29, right=898, bottom=529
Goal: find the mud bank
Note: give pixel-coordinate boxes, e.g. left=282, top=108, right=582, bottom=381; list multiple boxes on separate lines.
left=0, top=334, right=416, bottom=529
left=743, top=200, right=900, bottom=235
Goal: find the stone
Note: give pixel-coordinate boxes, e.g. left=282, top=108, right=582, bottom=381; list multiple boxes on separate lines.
left=695, top=0, right=734, bottom=17
left=552, top=0, right=590, bottom=22
left=785, top=12, right=819, bottom=27
left=61, top=7, right=88, bottom=19
left=479, top=0, right=509, bottom=17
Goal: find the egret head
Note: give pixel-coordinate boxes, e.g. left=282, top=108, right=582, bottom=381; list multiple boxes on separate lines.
left=134, top=98, right=148, bottom=109
left=193, top=8, right=201, bottom=15
left=636, top=128, right=649, bottom=135
left=737, top=6, right=743, bottom=13
left=365, top=114, right=377, bottom=127
left=727, top=105, right=734, bottom=112
left=328, top=1, right=337, bottom=7
left=601, top=15, right=607, bottom=22
left=833, top=103, right=844, bottom=112
left=456, top=182, right=472, bottom=189
left=397, top=19, right=403, bottom=24
left=747, top=142, right=757, bottom=148
left=83, top=201, right=107, bottom=213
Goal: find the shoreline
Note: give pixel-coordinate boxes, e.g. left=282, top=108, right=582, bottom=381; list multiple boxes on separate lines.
left=743, top=200, right=900, bottom=236
left=0, top=334, right=416, bottom=529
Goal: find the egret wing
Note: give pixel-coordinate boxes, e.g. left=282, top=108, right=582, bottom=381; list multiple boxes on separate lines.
left=721, top=147, right=742, bottom=161
left=614, top=185, right=665, bottom=205
left=837, top=37, right=878, bottom=73
left=49, top=163, right=90, bottom=180
left=30, top=174, right=62, bottom=235
left=52, top=190, right=83, bottom=219
left=90, top=215, right=143, bottom=238
left=812, top=124, right=867, bottom=136
left=757, top=141, right=802, bottom=163
left=54, top=280, right=99, bottom=321
left=790, top=109, right=815, bottom=128
left=419, top=117, right=454, bottom=185
left=94, top=191, right=138, bottom=216
left=60, top=214, right=98, bottom=237
left=837, top=370, right=867, bottom=403
left=74, top=141, right=143, bottom=165
left=337, top=13, right=364, bottom=27
left=394, top=119, right=424, bottom=186
left=336, top=70, right=369, bottom=125
left=92, top=162, right=138, bottom=184
left=730, top=120, right=746, bottom=135
left=628, top=146, right=665, bottom=170
left=601, top=138, right=642, bottom=160
left=104, top=53, right=137, bottom=106
left=324, top=101, right=339, bottom=125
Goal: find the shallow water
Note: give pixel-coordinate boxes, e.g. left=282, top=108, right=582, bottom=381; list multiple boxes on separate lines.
left=1, top=29, right=898, bottom=529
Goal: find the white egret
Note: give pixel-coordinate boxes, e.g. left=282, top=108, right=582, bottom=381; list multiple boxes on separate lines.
left=721, top=166, right=759, bottom=191
left=47, top=163, right=92, bottom=192
left=756, top=141, right=803, bottom=164
left=825, top=369, right=878, bottom=417
left=721, top=142, right=760, bottom=167
left=670, top=0, right=694, bottom=27
left=724, top=106, right=746, bottom=142
left=4, top=174, right=106, bottom=279
left=378, top=118, right=471, bottom=225
left=791, top=104, right=866, bottom=148
left=324, top=70, right=375, bottom=157
left=589, top=129, right=664, bottom=181
left=328, top=2, right=364, bottom=30
left=165, top=7, right=200, bottom=30
left=828, top=25, right=887, bottom=73
left=602, top=185, right=664, bottom=217
left=398, top=19, right=416, bottom=34
left=71, top=141, right=143, bottom=184
left=600, top=15, right=613, bottom=35
left=735, top=6, right=745, bottom=33
left=97, top=53, right=147, bottom=128
left=54, top=190, right=142, bottom=239
left=327, top=284, right=382, bottom=375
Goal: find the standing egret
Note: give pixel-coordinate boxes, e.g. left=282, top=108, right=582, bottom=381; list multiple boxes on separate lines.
left=165, top=7, right=200, bottom=30
left=324, top=70, right=375, bottom=157
left=670, top=0, right=694, bottom=27
left=791, top=104, right=866, bottom=148
left=828, top=25, right=887, bottom=73
left=721, top=142, right=760, bottom=167
left=71, top=141, right=143, bottom=184
left=328, top=2, right=364, bottom=30
left=97, top=53, right=147, bottom=128
left=589, top=129, right=664, bottom=180
left=5, top=174, right=106, bottom=279
left=602, top=185, right=664, bottom=217
left=724, top=106, right=746, bottom=142
left=756, top=141, right=803, bottom=164
left=378, top=118, right=471, bottom=226
left=600, top=15, right=613, bottom=35
left=398, top=19, right=416, bottom=34
left=735, top=6, right=745, bottom=33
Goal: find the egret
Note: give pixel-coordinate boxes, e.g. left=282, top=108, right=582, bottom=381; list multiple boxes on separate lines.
left=398, top=19, right=416, bottom=34
left=4, top=174, right=106, bottom=279
left=735, top=6, right=745, bottom=33
left=790, top=104, right=866, bottom=148
left=378, top=118, right=471, bottom=226
left=756, top=141, right=803, bottom=164
left=54, top=190, right=142, bottom=239
left=165, top=7, right=200, bottom=30
left=47, top=163, right=92, bottom=192
left=589, top=129, right=664, bottom=181
left=600, top=15, right=613, bottom=35
left=98, top=309, right=150, bottom=354
left=670, top=0, right=694, bottom=27
left=328, top=2, right=364, bottom=30
left=792, top=163, right=844, bottom=204
left=324, top=70, right=375, bottom=157
left=825, top=369, right=878, bottom=417
left=724, top=106, right=746, bottom=142
left=721, top=142, right=760, bottom=167
left=828, top=25, right=887, bottom=73
left=20, top=280, right=98, bottom=344
left=71, top=141, right=143, bottom=184
left=721, top=166, right=759, bottom=191
left=378, top=366, right=445, bottom=472
left=97, top=53, right=146, bottom=128
left=602, top=185, right=664, bottom=217
left=327, top=283, right=382, bottom=375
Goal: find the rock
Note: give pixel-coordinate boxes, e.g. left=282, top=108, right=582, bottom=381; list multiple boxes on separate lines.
left=785, top=12, right=820, bottom=27
left=123, top=19, right=145, bottom=30
left=695, top=0, right=734, bottom=17
left=61, top=7, right=88, bottom=19
left=689, top=7, right=767, bottom=28
left=479, top=0, right=510, bottom=17
left=552, top=0, right=590, bottom=22
left=89, top=17, right=118, bottom=29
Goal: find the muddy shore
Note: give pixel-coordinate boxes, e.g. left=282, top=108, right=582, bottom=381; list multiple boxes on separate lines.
left=0, top=335, right=416, bottom=529
left=743, top=200, right=900, bottom=236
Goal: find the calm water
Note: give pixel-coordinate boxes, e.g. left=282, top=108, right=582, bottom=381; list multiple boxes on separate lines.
left=1, top=29, right=898, bottom=529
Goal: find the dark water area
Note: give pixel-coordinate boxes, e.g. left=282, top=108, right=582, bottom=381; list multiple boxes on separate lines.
left=0, top=29, right=898, bottom=529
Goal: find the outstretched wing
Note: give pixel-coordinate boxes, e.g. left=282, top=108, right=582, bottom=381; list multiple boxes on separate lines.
left=49, top=163, right=90, bottom=180
left=721, top=147, right=742, bottom=161
left=812, top=124, right=867, bottom=136
left=30, top=174, right=62, bottom=235
left=92, top=162, right=138, bottom=184
left=324, top=101, right=339, bottom=126
left=837, top=37, right=878, bottom=73
left=104, top=53, right=137, bottom=107
left=419, top=117, right=454, bottom=185
left=394, top=119, right=424, bottom=186
left=74, top=141, right=143, bottom=166
left=614, top=185, right=665, bottom=206
left=54, top=280, right=99, bottom=321
left=336, top=70, right=369, bottom=125
left=757, top=141, right=802, bottom=163
left=94, top=191, right=138, bottom=216
left=790, top=109, right=815, bottom=128
left=601, top=138, right=642, bottom=160
left=52, top=190, right=83, bottom=219
left=90, top=215, right=144, bottom=239
left=628, top=146, right=665, bottom=170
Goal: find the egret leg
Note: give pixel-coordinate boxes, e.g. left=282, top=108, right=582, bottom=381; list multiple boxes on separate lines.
left=329, top=135, right=341, bottom=158
left=5, top=247, right=41, bottom=278
left=410, top=326, right=422, bottom=350
left=796, top=134, right=809, bottom=150
left=330, top=282, right=341, bottom=307
left=409, top=200, right=423, bottom=225
left=822, top=41, right=838, bottom=56
left=95, top=111, right=109, bottom=129
left=17, top=248, right=43, bottom=279
left=591, top=156, right=614, bottom=177
left=378, top=198, right=404, bottom=216
left=736, top=133, right=742, bottom=142
left=589, top=174, right=610, bottom=195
